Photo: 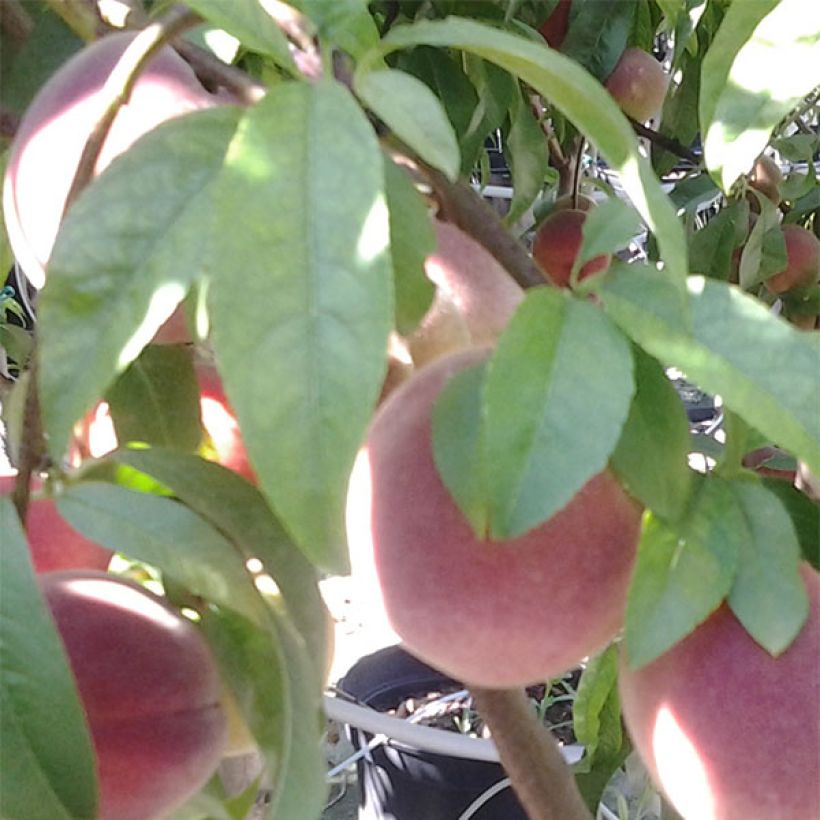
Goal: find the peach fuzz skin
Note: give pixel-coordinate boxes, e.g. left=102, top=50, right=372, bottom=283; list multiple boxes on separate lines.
left=346, top=348, right=643, bottom=688
left=41, top=571, right=227, bottom=820
left=619, top=564, right=819, bottom=820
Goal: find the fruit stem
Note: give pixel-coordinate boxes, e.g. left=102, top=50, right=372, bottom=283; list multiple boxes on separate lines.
left=12, top=354, right=45, bottom=522
left=62, top=5, right=202, bottom=214
left=470, top=686, right=592, bottom=820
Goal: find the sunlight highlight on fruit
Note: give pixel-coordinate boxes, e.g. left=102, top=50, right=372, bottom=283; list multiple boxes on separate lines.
left=652, top=705, right=716, bottom=820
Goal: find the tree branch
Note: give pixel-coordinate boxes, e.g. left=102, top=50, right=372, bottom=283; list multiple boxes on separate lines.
left=62, top=4, right=202, bottom=214
left=12, top=361, right=45, bottom=522
left=417, top=162, right=548, bottom=289
left=471, top=687, right=592, bottom=820
left=630, top=119, right=700, bottom=165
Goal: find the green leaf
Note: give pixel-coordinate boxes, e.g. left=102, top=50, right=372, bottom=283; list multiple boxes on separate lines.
left=383, top=157, right=436, bottom=335
left=505, top=85, right=550, bottom=226
left=561, top=0, right=635, bottom=81
left=105, top=345, right=202, bottom=451
left=199, top=608, right=291, bottom=812
left=624, top=477, right=742, bottom=668
left=363, top=16, right=688, bottom=284
left=112, top=447, right=328, bottom=677
left=397, top=46, right=479, bottom=141
left=481, top=288, right=634, bottom=539
left=727, top=481, right=809, bottom=654
left=599, top=271, right=820, bottom=476
left=760, top=478, right=819, bottom=570
left=432, top=361, right=490, bottom=537
left=611, top=348, right=692, bottom=521
left=183, top=0, right=295, bottom=69
left=295, top=0, right=381, bottom=60
left=573, top=644, right=619, bottom=760
left=576, top=197, right=642, bottom=273
left=701, top=0, right=820, bottom=192
left=355, top=68, right=460, bottom=179
left=206, top=80, right=392, bottom=572
left=39, top=107, right=241, bottom=460
left=56, top=482, right=264, bottom=623
left=0, top=498, right=98, bottom=820
left=688, top=203, right=739, bottom=280
left=460, top=57, right=517, bottom=174
left=572, top=646, right=630, bottom=813
left=738, top=210, right=787, bottom=290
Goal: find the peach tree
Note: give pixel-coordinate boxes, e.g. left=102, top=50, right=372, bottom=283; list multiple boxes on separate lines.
left=1, top=1, right=818, bottom=818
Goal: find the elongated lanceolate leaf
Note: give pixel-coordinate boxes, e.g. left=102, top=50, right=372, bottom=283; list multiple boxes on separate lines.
left=206, top=81, right=392, bottom=572
left=727, top=480, right=808, bottom=655
left=599, top=269, right=820, bottom=476
left=701, top=0, right=820, bottom=192
left=360, top=17, right=688, bottom=286
left=355, top=68, right=460, bottom=179
left=624, top=477, right=742, bottom=668
left=435, top=288, right=635, bottom=540
left=56, top=482, right=264, bottom=623
left=0, top=498, right=97, bottom=820
left=39, top=107, right=241, bottom=459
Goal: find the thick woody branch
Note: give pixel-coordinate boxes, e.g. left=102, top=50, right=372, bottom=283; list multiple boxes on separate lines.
left=471, top=687, right=592, bottom=820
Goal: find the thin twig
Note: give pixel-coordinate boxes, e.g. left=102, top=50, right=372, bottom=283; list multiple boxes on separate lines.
left=42, top=0, right=106, bottom=41
left=174, top=41, right=267, bottom=104
left=471, top=687, right=592, bottom=820
left=571, top=137, right=586, bottom=208
left=62, top=5, right=202, bottom=215
left=630, top=119, right=700, bottom=165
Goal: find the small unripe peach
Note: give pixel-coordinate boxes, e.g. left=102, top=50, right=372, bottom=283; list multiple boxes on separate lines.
left=766, top=224, right=820, bottom=294
left=346, top=349, right=642, bottom=688
left=532, top=209, right=611, bottom=287
left=41, top=571, right=227, bottom=820
left=749, top=155, right=783, bottom=205
left=605, top=48, right=668, bottom=123
left=619, top=564, right=819, bottom=820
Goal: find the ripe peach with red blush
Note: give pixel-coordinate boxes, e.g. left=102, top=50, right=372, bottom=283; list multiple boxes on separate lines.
left=41, top=570, right=227, bottom=820
left=766, top=224, right=820, bottom=294
left=346, top=348, right=642, bottom=688
left=0, top=476, right=112, bottom=573
left=619, top=564, right=819, bottom=820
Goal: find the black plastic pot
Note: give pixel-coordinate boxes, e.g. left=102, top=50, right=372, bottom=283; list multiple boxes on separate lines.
left=338, top=645, right=527, bottom=820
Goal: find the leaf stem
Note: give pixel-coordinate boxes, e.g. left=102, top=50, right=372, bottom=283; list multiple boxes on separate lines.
left=470, top=686, right=592, bottom=820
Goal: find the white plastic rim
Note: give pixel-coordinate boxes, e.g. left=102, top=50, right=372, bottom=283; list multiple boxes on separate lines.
left=323, top=694, right=584, bottom=765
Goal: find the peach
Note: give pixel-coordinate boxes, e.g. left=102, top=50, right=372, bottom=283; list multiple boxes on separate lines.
left=345, top=349, right=642, bottom=688
left=4, top=31, right=225, bottom=290
left=539, top=0, right=572, bottom=50
left=0, top=475, right=112, bottom=573
left=766, top=224, right=820, bottom=294
left=407, top=220, right=524, bottom=368
left=619, top=564, right=819, bottom=820
left=748, top=155, right=783, bottom=205
left=40, top=571, right=227, bottom=820
left=532, top=208, right=611, bottom=287
left=604, top=48, right=668, bottom=123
